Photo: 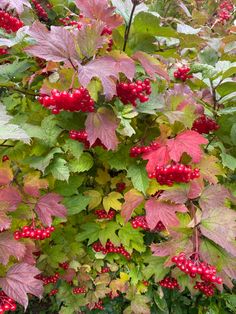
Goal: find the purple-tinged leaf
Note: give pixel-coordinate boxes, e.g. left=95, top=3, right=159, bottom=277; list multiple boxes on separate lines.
left=0, top=211, right=11, bottom=231
left=0, top=0, right=31, bottom=14
left=0, top=186, right=22, bottom=212
left=121, top=189, right=144, bottom=222
left=0, top=232, right=25, bottom=265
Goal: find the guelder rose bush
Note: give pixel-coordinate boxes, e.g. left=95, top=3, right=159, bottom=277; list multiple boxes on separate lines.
left=0, top=0, right=235, bottom=313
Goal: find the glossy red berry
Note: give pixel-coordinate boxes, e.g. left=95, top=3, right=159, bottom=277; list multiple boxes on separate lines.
left=59, top=16, right=82, bottom=29
left=35, top=273, right=59, bottom=285
left=0, top=48, right=8, bottom=55
left=95, top=209, right=116, bottom=220
left=32, top=0, right=48, bottom=21
left=117, top=79, right=151, bottom=107
left=92, top=240, right=131, bottom=259
left=116, top=182, right=126, bottom=192
left=69, top=129, right=106, bottom=149
left=0, top=291, right=17, bottom=313
left=192, top=115, right=219, bottom=134
left=131, top=216, right=165, bottom=232
left=0, top=10, right=24, bottom=33
left=72, top=287, right=86, bottom=294
left=59, top=262, right=69, bottom=270
left=2, top=155, right=9, bottom=162
left=14, top=225, right=55, bottom=241
left=159, top=277, right=180, bottom=289
left=194, top=281, right=216, bottom=297
left=49, top=289, right=58, bottom=296
left=130, top=141, right=160, bottom=157
left=174, top=66, right=193, bottom=81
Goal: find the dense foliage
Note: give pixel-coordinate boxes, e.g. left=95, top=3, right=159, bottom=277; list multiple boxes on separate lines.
left=0, top=0, right=236, bottom=313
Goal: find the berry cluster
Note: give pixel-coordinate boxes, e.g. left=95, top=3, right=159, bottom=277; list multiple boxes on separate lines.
left=59, top=262, right=69, bottom=270
left=0, top=291, right=17, bottom=313
left=59, top=17, right=82, bottom=29
left=91, top=300, right=104, bottom=310
left=31, top=0, right=48, bottom=21
left=35, top=273, right=59, bottom=285
left=116, top=182, right=126, bottom=192
left=194, top=281, right=216, bottom=297
left=14, top=226, right=55, bottom=240
left=101, top=26, right=112, bottom=36
left=192, top=114, right=219, bottom=134
left=148, top=163, right=200, bottom=186
left=159, top=277, right=180, bottom=290
left=116, top=79, right=151, bottom=107
left=69, top=130, right=105, bottom=149
left=107, top=291, right=119, bottom=299
left=2, top=155, right=9, bottom=162
left=72, top=287, right=86, bottom=294
left=92, top=241, right=131, bottom=259
left=171, top=253, right=222, bottom=284
left=38, top=88, right=94, bottom=114
left=0, top=10, right=24, bottom=33
left=131, top=216, right=165, bottom=232
left=174, top=66, right=193, bottom=81
left=100, top=266, right=110, bottom=274
left=0, top=49, right=7, bottom=55
left=107, top=38, right=113, bottom=51
left=95, top=209, right=116, bottom=220
left=130, top=142, right=160, bottom=157
left=48, top=289, right=58, bottom=296
left=218, top=1, right=234, bottom=22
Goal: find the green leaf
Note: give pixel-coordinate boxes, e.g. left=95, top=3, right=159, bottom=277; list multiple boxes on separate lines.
left=136, top=84, right=164, bottom=114
left=220, top=152, right=236, bottom=171
left=47, top=158, right=70, bottom=181
left=63, top=139, right=84, bottom=159
left=63, top=194, right=90, bottom=215
left=127, top=163, right=149, bottom=194
left=54, top=175, right=85, bottom=196
left=142, top=256, right=169, bottom=281
left=118, top=223, right=145, bottom=252
left=217, top=82, right=236, bottom=97
left=99, top=221, right=120, bottom=246
left=198, top=48, right=218, bottom=66
left=230, top=124, right=236, bottom=145
left=40, top=116, right=62, bottom=147
left=218, top=107, right=236, bottom=115
left=76, top=222, right=100, bottom=245
left=69, top=153, right=94, bottom=172
left=0, top=60, right=32, bottom=82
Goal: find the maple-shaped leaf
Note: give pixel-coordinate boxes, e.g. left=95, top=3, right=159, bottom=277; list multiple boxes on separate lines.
left=85, top=107, right=119, bottom=150
left=0, top=162, right=13, bottom=186
left=142, top=144, right=170, bottom=173
left=76, top=21, right=107, bottom=58
left=121, top=189, right=144, bottom=222
left=167, top=130, right=208, bottom=163
left=0, top=186, right=22, bottom=212
left=0, top=232, right=25, bottom=265
left=75, top=0, right=123, bottom=29
left=77, top=55, right=135, bottom=99
left=199, top=185, right=235, bottom=212
left=200, top=206, right=236, bottom=257
left=133, top=51, right=169, bottom=81
left=145, top=198, right=187, bottom=230
left=109, top=272, right=129, bottom=295
left=130, top=295, right=151, bottom=314
left=35, top=193, right=67, bottom=226
left=25, top=21, right=78, bottom=63
left=0, top=0, right=31, bottom=14
left=0, top=263, right=43, bottom=309
left=198, top=155, right=225, bottom=184
left=0, top=211, right=11, bottom=231
left=23, top=172, right=48, bottom=197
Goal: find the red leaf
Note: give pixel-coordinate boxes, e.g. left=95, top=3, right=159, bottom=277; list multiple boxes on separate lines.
left=167, top=130, right=208, bottom=163
left=121, top=189, right=144, bottom=222
left=77, top=55, right=135, bottom=99
left=61, top=268, right=76, bottom=282
left=0, top=232, right=25, bottom=265
left=0, top=186, right=22, bottom=212
left=25, top=21, right=77, bottom=63
left=0, top=263, right=43, bottom=309
left=145, top=198, right=187, bottom=230
left=0, top=211, right=11, bottom=231
left=35, top=193, right=67, bottom=226
left=75, top=0, right=123, bottom=29
left=23, top=172, right=48, bottom=197
left=133, top=51, right=170, bottom=81
left=0, top=0, right=31, bottom=14
left=85, top=107, right=119, bottom=150
left=142, top=145, right=170, bottom=173
left=20, top=241, right=36, bottom=265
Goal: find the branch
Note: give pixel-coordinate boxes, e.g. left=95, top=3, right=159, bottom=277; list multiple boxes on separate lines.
left=123, top=2, right=137, bottom=52
left=189, top=201, right=200, bottom=260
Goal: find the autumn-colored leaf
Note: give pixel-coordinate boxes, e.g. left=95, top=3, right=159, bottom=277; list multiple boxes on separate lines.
left=23, top=172, right=48, bottom=197
left=0, top=186, right=22, bottom=212
left=0, top=232, right=25, bottom=265
left=0, top=0, right=31, bottom=14
left=198, top=155, right=225, bottom=184
left=77, top=55, right=135, bottom=99
left=85, top=107, right=119, bottom=150
left=61, top=268, right=76, bottom=283
left=75, top=0, right=123, bottom=29
left=121, top=189, right=144, bottom=222
left=20, top=241, right=36, bottom=265
left=0, top=263, right=43, bottom=309
left=110, top=272, right=129, bottom=294
left=133, top=51, right=170, bottom=81
left=145, top=198, right=187, bottom=230
left=103, top=192, right=123, bottom=212
left=142, top=144, right=170, bottom=173
left=0, top=162, right=13, bottom=186
left=25, top=21, right=78, bottom=63
left=167, top=130, right=208, bottom=163
left=0, top=211, right=11, bottom=231
left=35, top=193, right=67, bottom=226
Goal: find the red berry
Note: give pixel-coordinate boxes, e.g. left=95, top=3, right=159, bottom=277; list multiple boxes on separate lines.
left=0, top=10, right=24, bottom=33
left=95, top=209, right=116, bottom=220
left=2, top=155, right=9, bottom=162
left=192, top=114, right=219, bottom=134
left=173, top=66, right=193, bottom=81
left=159, top=277, right=180, bottom=289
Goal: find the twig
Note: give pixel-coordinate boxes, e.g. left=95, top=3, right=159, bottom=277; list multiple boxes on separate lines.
left=123, top=2, right=137, bottom=52
left=68, top=58, right=77, bottom=71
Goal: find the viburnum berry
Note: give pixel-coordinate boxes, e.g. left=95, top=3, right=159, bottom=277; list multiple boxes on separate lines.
left=148, top=163, right=200, bottom=186
left=218, top=9, right=231, bottom=22
left=2, top=155, right=9, bottom=162
left=142, top=280, right=149, bottom=287
left=48, top=289, right=58, bottom=296
left=69, top=130, right=106, bottom=149
left=131, top=215, right=165, bottom=232
left=0, top=48, right=7, bottom=55
left=130, top=141, right=160, bottom=157
left=73, top=287, right=86, bottom=294
left=107, top=291, right=120, bottom=299
left=101, top=26, right=113, bottom=36
left=95, top=209, right=116, bottom=220
left=100, top=266, right=110, bottom=273
left=59, top=16, right=82, bottom=29
left=117, top=79, right=151, bottom=107
left=92, top=240, right=131, bottom=259
left=171, top=252, right=223, bottom=284
left=220, top=1, right=234, bottom=11
left=0, top=10, right=24, bottom=33
left=88, top=300, right=104, bottom=310
left=174, top=66, right=193, bottom=81
left=35, top=273, right=59, bottom=285
left=38, top=88, right=95, bottom=114
left=192, top=114, right=219, bottom=134
left=159, top=277, right=180, bottom=289
left=31, top=0, right=48, bottom=21
left=194, top=281, right=216, bottom=297
left=116, top=182, right=126, bottom=192
left=0, top=291, right=17, bottom=313
left=59, top=262, right=69, bottom=270
left=14, top=225, right=55, bottom=241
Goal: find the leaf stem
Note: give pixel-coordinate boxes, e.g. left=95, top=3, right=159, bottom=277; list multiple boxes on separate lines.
left=189, top=202, right=199, bottom=259
left=123, top=2, right=137, bottom=52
